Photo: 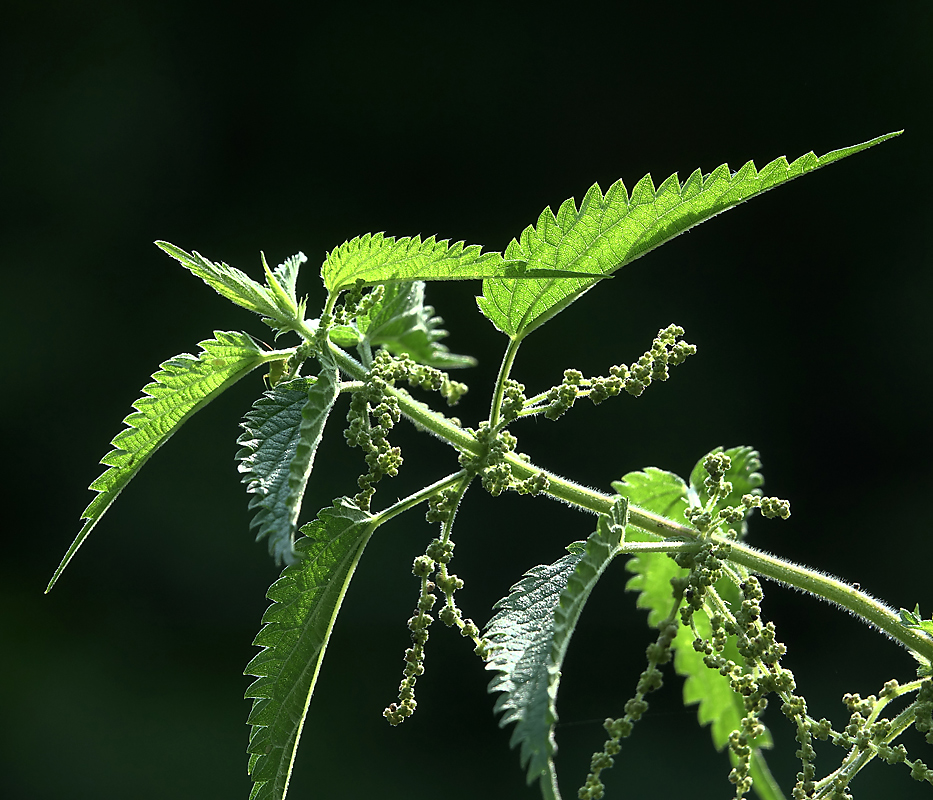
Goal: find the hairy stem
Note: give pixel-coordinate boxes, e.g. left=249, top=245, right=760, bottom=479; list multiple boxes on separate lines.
left=324, top=339, right=933, bottom=664
left=373, top=470, right=469, bottom=527
left=489, top=336, right=522, bottom=427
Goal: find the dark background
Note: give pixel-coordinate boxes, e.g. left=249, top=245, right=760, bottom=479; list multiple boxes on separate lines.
left=3, top=2, right=931, bottom=798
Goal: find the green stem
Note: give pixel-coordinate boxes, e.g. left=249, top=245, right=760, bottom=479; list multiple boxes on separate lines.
left=439, top=474, right=472, bottom=545
left=328, top=340, right=479, bottom=454
left=718, top=536, right=933, bottom=663
left=323, top=340, right=933, bottom=665
left=489, top=336, right=522, bottom=427
left=621, top=540, right=702, bottom=555
left=373, top=470, right=469, bottom=527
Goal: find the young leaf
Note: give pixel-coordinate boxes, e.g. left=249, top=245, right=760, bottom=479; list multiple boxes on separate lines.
left=157, top=242, right=303, bottom=334
left=900, top=606, right=933, bottom=638
left=47, top=331, right=273, bottom=591
left=320, top=232, right=601, bottom=294
left=617, top=470, right=775, bottom=777
left=157, top=241, right=282, bottom=317
left=485, top=499, right=626, bottom=792
left=270, top=252, right=307, bottom=309
left=245, top=499, right=376, bottom=800
left=688, top=446, right=764, bottom=538
left=357, top=281, right=476, bottom=369
left=477, top=132, right=901, bottom=339
left=237, top=361, right=340, bottom=566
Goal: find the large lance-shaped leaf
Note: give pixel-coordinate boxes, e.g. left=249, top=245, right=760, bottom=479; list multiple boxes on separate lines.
left=47, top=331, right=273, bottom=591
left=236, top=359, right=340, bottom=566
left=616, top=465, right=778, bottom=798
left=320, top=232, right=603, bottom=294
left=485, top=500, right=627, bottom=796
left=245, top=499, right=376, bottom=800
left=477, top=132, right=900, bottom=339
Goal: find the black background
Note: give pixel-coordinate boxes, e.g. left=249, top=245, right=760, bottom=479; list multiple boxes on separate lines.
left=3, top=2, right=932, bottom=798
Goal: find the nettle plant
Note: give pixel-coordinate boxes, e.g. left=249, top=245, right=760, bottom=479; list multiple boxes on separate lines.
left=48, top=131, right=933, bottom=800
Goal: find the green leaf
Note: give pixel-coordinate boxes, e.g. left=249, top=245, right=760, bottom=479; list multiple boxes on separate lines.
left=900, top=605, right=933, bottom=638
left=271, top=252, right=306, bottom=305
left=612, top=467, right=689, bottom=549
left=688, top=446, right=764, bottom=538
left=237, top=361, right=340, bottom=566
left=617, top=469, right=775, bottom=777
left=320, top=232, right=601, bottom=294
left=245, top=499, right=376, bottom=800
left=477, top=132, right=901, bottom=339
left=485, top=499, right=626, bottom=791
left=47, top=331, right=271, bottom=591
left=158, top=241, right=281, bottom=316
left=358, top=281, right=476, bottom=369
left=157, top=242, right=303, bottom=334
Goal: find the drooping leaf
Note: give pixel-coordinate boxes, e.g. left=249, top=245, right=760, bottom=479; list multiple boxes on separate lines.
left=245, top=499, right=376, bottom=800
left=688, top=446, right=764, bottom=538
left=320, top=232, right=602, bottom=294
left=359, top=281, right=475, bottom=369
left=237, top=360, right=340, bottom=565
left=485, top=500, right=626, bottom=791
left=477, top=133, right=901, bottom=339
left=157, top=242, right=302, bottom=333
left=48, top=331, right=273, bottom=591
left=617, top=469, right=775, bottom=777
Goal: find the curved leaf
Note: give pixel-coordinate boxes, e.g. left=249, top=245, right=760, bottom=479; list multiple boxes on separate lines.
left=48, top=331, right=271, bottom=591
left=245, top=499, right=376, bottom=800
left=237, top=360, right=339, bottom=565
left=485, top=500, right=626, bottom=792
left=478, top=133, right=900, bottom=339
left=359, top=280, right=475, bottom=368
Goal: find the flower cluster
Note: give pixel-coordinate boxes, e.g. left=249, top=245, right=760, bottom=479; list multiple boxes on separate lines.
left=345, top=350, right=470, bottom=510
left=384, top=532, right=495, bottom=726
left=579, top=591, right=683, bottom=799
left=459, top=422, right=518, bottom=497
left=542, top=324, right=696, bottom=420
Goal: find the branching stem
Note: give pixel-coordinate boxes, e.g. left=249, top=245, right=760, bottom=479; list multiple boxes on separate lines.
left=324, top=338, right=933, bottom=665
left=372, top=470, right=469, bottom=527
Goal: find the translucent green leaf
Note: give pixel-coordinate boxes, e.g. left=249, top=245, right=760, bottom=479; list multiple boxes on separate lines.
left=157, top=242, right=303, bottom=333
left=237, top=361, right=340, bottom=566
left=245, top=499, right=376, bottom=800
left=900, top=605, right=933, bottom=638
left=47, top=331, right=271, bottom=591
left=157, top=241, right=282, bottom=317
left=485, top=500, right=626, bottom=792
left=616, top=470, right=775, bottom=779
left=478, top=133, right=901, bottom=339
left=270, top=252, right=306, bottom=307
left=358, top=281, right=475, bottom=369
left=611, top=467, right=690, bottom=548
left=688, top=446, right=764, bottom=538
left=320, top=232, right=600, bottom=294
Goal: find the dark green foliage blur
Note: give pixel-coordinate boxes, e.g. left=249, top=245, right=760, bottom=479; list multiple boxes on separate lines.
left=3, top=2, right=931, bottom=798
